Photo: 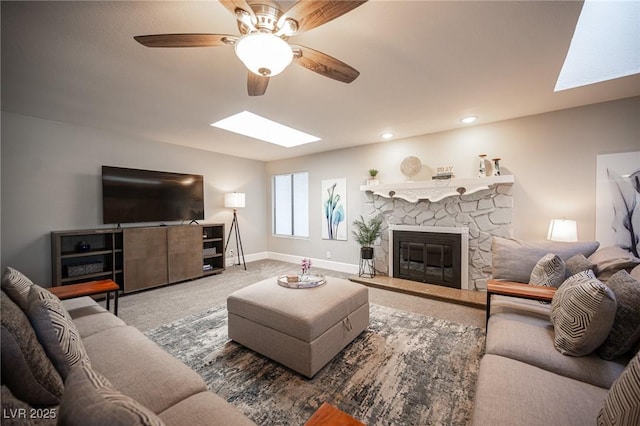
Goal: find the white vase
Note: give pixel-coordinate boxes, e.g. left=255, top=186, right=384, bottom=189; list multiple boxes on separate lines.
left=478, top=154, right=487, bottom=178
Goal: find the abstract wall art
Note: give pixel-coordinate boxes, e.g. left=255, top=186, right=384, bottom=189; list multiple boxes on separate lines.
left=596, top=151, right=640, bottom=257
left=322, top=178, right=347, bottom=240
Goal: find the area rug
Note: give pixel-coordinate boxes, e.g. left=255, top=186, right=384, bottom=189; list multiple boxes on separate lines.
left=145, top=304, right=485, bottom=425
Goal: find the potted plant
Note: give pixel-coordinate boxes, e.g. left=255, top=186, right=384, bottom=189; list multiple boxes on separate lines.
left=367, top=169, right=379, bottom=185
left=352, top=215, right=383, bottom=260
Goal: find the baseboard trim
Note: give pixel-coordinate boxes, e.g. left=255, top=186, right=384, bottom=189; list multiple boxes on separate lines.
left=226, top=251, right=359, bottom=274
left=265, top=252, right=359, bottom=275
left=226, top=251, right=268, bottom=267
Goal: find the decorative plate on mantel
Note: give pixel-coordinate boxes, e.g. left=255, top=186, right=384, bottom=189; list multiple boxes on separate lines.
left=400, top=156, right=422, bottom=180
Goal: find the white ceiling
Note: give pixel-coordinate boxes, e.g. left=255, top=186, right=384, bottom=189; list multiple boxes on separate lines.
left=2, top=1, right=639, bottom=162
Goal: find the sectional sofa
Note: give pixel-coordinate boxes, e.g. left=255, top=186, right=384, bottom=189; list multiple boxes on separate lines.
left=471, top=238, right=640, bottom=425
left=1, top=267, right=255, bottom=425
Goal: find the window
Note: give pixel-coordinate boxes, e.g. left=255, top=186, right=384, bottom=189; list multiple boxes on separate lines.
left=273, top=172, right=309, bottom=237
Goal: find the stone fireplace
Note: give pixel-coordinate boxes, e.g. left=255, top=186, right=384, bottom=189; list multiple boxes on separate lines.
left=361, top=176, right=514, bottom=290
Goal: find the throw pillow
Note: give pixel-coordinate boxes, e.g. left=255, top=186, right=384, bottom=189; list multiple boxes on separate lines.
left=59, top=361, right=165, bottom=426
left=565, top=254, right=596, bottom=276
left=491, top=237, right=600, bottom=283
left=597, top=352, right=640, bottom=426
left=1, top=291, right=64, bottom=406
left=598, top=270, right=640, bottom=360
left=26, top=285, right=89, bottom=379
left=1, top=266, right=35, bottom=311
left=631, top=264, right=640, bottom=282
left=588, top=245, right=640, bottom=282
left=550, top=270, right=617, bottom=356
left=529, top=253, right=566, bottom=287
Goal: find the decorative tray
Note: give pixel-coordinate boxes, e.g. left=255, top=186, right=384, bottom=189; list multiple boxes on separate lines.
left=277, top=274, right=326, bottom=289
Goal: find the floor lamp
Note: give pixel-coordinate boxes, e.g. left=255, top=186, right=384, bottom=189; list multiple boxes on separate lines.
left=224, top=192, right=246, bottom=270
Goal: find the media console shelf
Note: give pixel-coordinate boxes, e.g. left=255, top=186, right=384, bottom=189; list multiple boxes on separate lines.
left=51, top=228, right=124, bottom=288
left=202, top=224, right=225, bottom=276
left=51, top=224, right=225, bottom=293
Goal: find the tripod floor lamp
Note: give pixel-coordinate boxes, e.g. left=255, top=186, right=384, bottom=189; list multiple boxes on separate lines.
left=224, top=192, right=246, bottom=270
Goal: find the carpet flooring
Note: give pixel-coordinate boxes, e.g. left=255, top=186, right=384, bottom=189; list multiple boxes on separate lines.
left=118, top=260, right=485, bottom=332
left=145, top=303, right=485, bottom=425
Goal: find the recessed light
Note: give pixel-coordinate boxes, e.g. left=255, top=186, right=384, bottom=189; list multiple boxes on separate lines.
left=211, top=111, right=320, bottom=148
left=381, top=132, right=394, bottom=139
left=460, top=116, right=478, bottom=124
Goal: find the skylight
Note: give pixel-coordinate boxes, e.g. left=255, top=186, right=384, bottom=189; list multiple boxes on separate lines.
left=210, top=111, right=321, bottom=148
left=555, top=0, right=640, bottom=91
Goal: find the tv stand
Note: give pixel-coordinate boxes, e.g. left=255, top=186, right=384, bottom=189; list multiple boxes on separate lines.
left=51, top=228, right=124, bottom=288
left=51, top=224, right=225, bottom=293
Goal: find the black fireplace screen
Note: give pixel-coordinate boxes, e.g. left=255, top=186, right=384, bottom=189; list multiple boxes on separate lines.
left=393, top=231, right=461, bottom=288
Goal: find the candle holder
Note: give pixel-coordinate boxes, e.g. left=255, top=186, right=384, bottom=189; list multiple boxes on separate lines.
left=492, top=158, right=501, bottom=176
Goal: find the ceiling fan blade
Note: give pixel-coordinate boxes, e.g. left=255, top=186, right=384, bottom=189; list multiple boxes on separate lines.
left=292, top=45, right=360, bottom=83
left=248, top=72, right=269, bottom=96
left=281, top=1, right=367, bottom=33
left=134, top=34, right=237, bottom=48
left=219, top=0, right=257, bottom=30
left=219, top=0, right=254, bottom=17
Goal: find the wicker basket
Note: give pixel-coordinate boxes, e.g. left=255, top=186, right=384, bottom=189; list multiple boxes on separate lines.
left=67, top=262, right=103, bottom=277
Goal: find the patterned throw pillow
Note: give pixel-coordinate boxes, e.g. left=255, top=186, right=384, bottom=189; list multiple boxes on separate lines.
left=1, top=267, right=35, bottom=311
left=597, top=352, right=640, bottom=426
left=565, top=254, right=596, bottom=276
left=26, top=285, right=89, bottom=379
left=598, top=270, right=640, bottom=360
left=1, top=291, right=64, bottom=406
left=550, top=270, right=617, bottom=356
left=529, top=253, right=566, bottom=287
left=59, top=361, right=165, bottom=426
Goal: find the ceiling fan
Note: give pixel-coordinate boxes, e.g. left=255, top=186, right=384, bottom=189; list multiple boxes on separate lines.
left=134, top=0, right=367, bottom=96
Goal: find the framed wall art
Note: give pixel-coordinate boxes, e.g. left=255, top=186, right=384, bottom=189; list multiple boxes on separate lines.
left=322, top=178, right=347, bottom=240
left=595, top=151, right=640, bottom=257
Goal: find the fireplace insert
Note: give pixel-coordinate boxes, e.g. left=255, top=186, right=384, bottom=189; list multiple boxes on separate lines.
left=393, top=231, right=462, bottom=288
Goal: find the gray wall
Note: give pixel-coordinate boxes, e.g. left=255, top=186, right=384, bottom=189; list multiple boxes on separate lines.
left=3, top=97, right=639, bottom=283
left=1, top=111, right=267, bottom=284
left=266, top=97, right=640, bottom=267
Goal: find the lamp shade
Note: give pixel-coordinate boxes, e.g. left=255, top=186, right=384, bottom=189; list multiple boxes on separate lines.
left=547, top=219, right=578, bottom=242
left=225, top=192, right=245, bottom=209
left=234, top=33, right=293, bottom=77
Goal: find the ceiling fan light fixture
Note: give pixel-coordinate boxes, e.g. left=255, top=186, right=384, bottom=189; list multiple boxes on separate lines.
left=235, top=33, right=293, bottom=77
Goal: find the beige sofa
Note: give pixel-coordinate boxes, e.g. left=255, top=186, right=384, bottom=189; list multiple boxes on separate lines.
left=471, top=238, right=640, bottom=425
left=1, top=267, right=255, bottom=426
left=472, top=294, right=635, bottom=425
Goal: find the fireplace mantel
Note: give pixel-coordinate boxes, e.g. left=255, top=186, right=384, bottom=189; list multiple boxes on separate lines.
left=360, top=175, right=514, bottom=203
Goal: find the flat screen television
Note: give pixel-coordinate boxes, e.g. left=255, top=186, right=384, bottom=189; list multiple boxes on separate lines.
left=102, top=166, right=204, bottom=224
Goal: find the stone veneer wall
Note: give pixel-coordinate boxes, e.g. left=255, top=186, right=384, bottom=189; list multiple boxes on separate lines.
left=362, top=184, right=513, bottom=290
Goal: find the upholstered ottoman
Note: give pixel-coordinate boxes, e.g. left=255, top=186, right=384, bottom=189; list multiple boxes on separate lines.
left=227, top=277, right=369, bottom=378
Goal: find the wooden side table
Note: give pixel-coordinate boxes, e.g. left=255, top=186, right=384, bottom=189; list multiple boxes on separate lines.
left=305, top=402, right=365, bottom=426
left=485, top=280, right=556, bottom=328
left=48, top=279, right=120, bottom=316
